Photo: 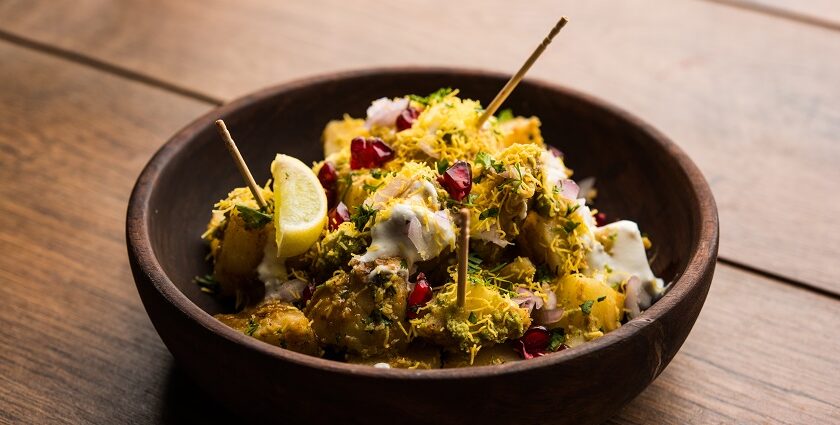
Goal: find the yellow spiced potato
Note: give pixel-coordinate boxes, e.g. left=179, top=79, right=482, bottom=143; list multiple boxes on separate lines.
left=216, top=300, right=320, bottom=356
left=200, top=89, right=665, bottom=367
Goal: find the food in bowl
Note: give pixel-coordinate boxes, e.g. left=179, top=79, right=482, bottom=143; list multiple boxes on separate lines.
left=199, top=88, right=665, bottom=368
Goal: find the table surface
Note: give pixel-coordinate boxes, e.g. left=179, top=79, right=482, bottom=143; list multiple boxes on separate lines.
left=1, top=1, right=838, bottom=423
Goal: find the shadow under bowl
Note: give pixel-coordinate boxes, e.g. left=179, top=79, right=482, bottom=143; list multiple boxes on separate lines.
left=127, top=67, right=718, bottom=425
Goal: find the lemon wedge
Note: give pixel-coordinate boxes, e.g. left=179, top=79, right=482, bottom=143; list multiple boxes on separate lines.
left=271, top=154, right=328, bottom=258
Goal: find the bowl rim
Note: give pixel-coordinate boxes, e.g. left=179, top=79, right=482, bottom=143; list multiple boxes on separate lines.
left=127, top=66, right=718, bottom=380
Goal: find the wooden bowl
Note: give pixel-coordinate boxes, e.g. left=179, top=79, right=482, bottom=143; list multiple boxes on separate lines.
left=126, top=68, right=718, bottom=424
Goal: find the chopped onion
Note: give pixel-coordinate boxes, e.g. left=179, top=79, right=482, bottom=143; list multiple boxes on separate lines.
left=513, top=288, right=543, bottom=314
left=624, top=275, right=644, bottom=319
left=558, top=179, right=580, bottom=200
left=365, top=97, right=409, bottom=129
left=535, top=307, right=565, bottom=325
left=406, top=215, right=423, bottom=252
left=576, top=177, right=596, bottom=202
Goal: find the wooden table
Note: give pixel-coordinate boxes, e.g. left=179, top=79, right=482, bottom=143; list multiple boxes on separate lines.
left=1, top=1, right=838, bottom=423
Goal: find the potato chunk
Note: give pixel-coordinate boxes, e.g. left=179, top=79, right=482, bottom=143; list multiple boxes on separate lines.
left=215, top=300, right=320, bottom=355
left=212, top=211, right=270, bottom=296
left=305, top=258, right=410, bottom=358
left=550, top=274, right=625, bottom=346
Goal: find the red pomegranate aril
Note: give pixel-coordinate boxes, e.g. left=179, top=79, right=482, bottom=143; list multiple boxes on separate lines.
left=437, top=161, right=472, bottom=201
left=407, top=272, right=433, bottom=319
left=395, top=107, right=419, bottom=131
left=328, top=202, right=350, bottom=230
left=517, top=326, right=551, bottom=359
left=350, top=137, right=395, bottom=169
left=317, top=162, right=338, bottom=207
left=595, top=212, right=608, bottom=227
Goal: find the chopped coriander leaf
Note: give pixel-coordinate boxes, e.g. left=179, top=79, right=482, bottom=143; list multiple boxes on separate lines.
left=467, top=253, right=483, bottom=273
left=580, top=300, right=594, bottom=315
left=547, top=328, right=566, bottom=351
left=475, top=151, right=505, bottom=173
left=236, top=205, right=272, bottom=229
left=409, top=88, right=453, bottom=105
left=350, top=204, right=377, bottom=231
left=245, top=318, right=259, bottom=336
left=446, top=193, right=477, bottom=207
left=370, top=168, right=384, bottom=178
left=497, top=108, right=514, bottom=123
left=564, top=203, right=580, bottom=217
left=604, top=264, right=613, bottom=273
left=436, top=158, right=450, bottom=174
left=506, top=163, right=524, bottom=191
left=475, top=151, right=493, bottom=169
left=597, top=296, right=607, bottom=302
left=535, top=265, right=554, bottom=283
left=488, top=261, right=510, bottom=274
left=367, top=309, right=393, bottom=326
left=194, top=274, right=219, bottom=295
left=562, top=220, right=580, bottom=234
left=362, top=181, right=383, bottom=193
left=468, top=312, right=478, bottom=324
left=479, top=207, right=499, bottom=220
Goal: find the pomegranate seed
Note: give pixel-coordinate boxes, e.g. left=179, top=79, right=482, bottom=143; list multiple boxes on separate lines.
left=299, top=282, right=316, bottom=308
left=407, top=272, right=433, bottom=319
left=595, top=212, right=608, bottom=227
left=548, top=146, right=564, bottom=159
left=350, top=137, right=395, bottom=169
left=328, top=202, right=350, bottom=230
left=395, top=107, right=419, bottom=131
left=317, top=162, right=338, bottom=207
left=437, top=161, right=472, bottom=201
left=516, top=326, right=550, bottom=359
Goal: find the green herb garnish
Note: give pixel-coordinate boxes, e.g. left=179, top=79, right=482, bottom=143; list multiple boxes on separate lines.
left=475, top=151, right=505, bottom=173
left=436, top=158, right=450, bottom=174
left=580, top=300, right=594, bottom=315
left=409, top=87, right=453, bottom=105
left=467, top=253, right=484, bottom=273
left=497, top=108, right=514, bottom=123
left=547, top=328, right=566, bottom=351
left=562, top=220, right=580, bottom=234
left=362, top=181, right=384, bottom=193
left=535, top=265, right=554, bottom=283
left=245, top=318, right=259, bottom=336
left=468, top=312, right=478, bottom=324
left=194, top=274, right=219, bottom=295
left=479, top=207, right=499, bottom=220
left=236, top=205, right=271, bottom=229
left=350, top=204, right=377, bottom=231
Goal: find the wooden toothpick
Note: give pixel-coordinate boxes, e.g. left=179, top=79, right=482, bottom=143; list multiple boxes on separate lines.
left=476, top=17, right=569, bottom=128
left=214, top=119, right=268, bottom=210
left=456, top=208, right=470, bottom=308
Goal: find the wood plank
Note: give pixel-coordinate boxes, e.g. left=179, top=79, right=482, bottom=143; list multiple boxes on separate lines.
left=611, top=265, right=840, bottom=424
left=705, top=0, right=840, bottom=30
left=0, top=40, right=836, bottom=425
left=1, top=0, right=838, bottom=294
left=0, top=40, right=211, bottom=424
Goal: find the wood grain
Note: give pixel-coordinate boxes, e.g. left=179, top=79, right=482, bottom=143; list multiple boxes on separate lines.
left=0, top=40, right=211, bottom=423
left=1, top=0, right=838, bottom=295
left=0, top=2, right=838, bottom=424
left=704, top=0, right=840, bottom=30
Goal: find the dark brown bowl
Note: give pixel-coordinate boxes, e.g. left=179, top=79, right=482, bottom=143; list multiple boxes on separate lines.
left=126, top=68, right=718, bottom=425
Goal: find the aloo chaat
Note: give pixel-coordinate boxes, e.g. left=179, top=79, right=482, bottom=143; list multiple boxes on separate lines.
left=199, top=88, right=665, bottom=368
